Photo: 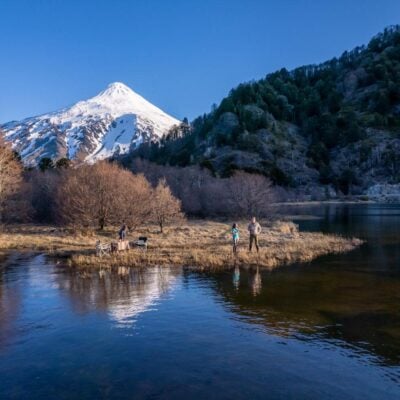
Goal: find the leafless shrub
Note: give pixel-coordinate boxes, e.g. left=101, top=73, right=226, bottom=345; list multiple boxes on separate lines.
left=56, top=161, right=153, bottom=230
left=131, top=159, right=278, bottom=218
left=0, top=137, right=30, bottom=223
left=151, top=178, right=185, bottom=232
left=225, top=171, right=276, bottom=218
left=272, top=220, right=299, bottom=237
left=26, top=170, right=60, bottom=222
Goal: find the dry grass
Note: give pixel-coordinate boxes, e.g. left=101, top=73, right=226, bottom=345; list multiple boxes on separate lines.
left=70, top=220, right=362, bottom=270
left=0, top=225, right=98, bottom=254
left=0, top=221, right=363, bottom=271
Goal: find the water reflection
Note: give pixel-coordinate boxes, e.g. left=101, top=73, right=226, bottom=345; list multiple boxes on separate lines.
left=0, top=253, right=22, bottom=350
left=232, top=265, right=240, bottom=290
left=197, top=204, right=400, bottom=367
left=213, top=214, right=400, bottom=367
left=0, top=234, right=400, bottom=398
left=250, top=267, right=262, bottom=296
left=232, top=267, right=262, bottom=296
left=56, top=265, right=179, bottom=328
left=1, top=204, right=400, bottom=399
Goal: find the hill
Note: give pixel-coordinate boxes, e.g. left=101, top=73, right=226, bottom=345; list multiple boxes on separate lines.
left=132, top=26, right=400, bottom=197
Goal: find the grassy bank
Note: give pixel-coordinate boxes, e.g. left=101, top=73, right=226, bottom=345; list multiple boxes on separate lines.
left=0, top=225, right=95, bottom=253
left=0, top=221, right=363, bottom=270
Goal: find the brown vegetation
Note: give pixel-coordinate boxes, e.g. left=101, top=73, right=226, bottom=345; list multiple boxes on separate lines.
left=5, top=153, right=280, bottom=227
left=0, top=137, right=29, bottom=223
left=130, top=159, right=280, bottom=217
left=56, top=162, right=156, bottom=229
left=228, top=171, right=276, bottom=216
left=151, top=178, right=184, bottom=232
left=0, top=225, right=95, bottom=253
left=11, top=160, right=182, bottom=233
left=66, top=220, right=362, bottom=270
left=0, top=220, right=362, bottom=271
left=0, top=153, right=362, bottom=271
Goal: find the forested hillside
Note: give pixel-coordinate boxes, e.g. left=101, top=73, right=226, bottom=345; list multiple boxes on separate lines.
left=130, top=26, right=400, bottom=197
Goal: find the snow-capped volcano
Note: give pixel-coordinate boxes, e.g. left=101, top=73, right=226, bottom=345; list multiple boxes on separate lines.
left=0, top=82, right=180, bottom=165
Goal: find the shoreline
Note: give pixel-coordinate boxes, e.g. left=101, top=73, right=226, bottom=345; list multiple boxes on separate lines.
left=0, top=220, right=363, bottom=271
left=271, top=199, right=377, bottom=206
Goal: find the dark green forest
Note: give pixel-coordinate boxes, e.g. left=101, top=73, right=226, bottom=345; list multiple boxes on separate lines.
left=130, top=26, right=400, bottom=190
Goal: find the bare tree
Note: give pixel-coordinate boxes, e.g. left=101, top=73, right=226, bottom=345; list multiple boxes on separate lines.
left=26, top=170, right=60, bottom=222
left=0, top=137, right=24, bottom=223
left=151, top=178, right=184, bottom=233
left=118, top=173, right=153, bottom=229
left=132, top=159, right=215, bottom=216
left=227, top=171, right=275, bottom=217
left=56, top=161, right=153, bottom=230
left=130, top=158, right=278, bottom=218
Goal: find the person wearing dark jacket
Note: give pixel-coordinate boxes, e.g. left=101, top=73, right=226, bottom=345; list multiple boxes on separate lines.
left=119, top=224, right=127, bottom=241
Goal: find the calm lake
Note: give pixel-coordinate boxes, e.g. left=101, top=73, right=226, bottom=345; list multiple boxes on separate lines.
left=1, top=204, right=400, bottom=399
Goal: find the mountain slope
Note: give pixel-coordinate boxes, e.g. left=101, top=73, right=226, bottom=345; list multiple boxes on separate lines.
left=1, top=82, right=179, bottom=165
left=134, top=25, right=400, bottom=196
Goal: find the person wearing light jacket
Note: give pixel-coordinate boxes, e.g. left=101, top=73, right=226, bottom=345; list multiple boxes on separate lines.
left=248, top=217, right=261, bottom=253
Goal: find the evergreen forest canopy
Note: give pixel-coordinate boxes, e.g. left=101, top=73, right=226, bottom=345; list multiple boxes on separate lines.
left=131, top=25, right=400, bottom=191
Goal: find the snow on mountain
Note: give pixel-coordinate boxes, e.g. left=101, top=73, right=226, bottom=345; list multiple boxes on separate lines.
left=0, top=82, right=180, bottom=165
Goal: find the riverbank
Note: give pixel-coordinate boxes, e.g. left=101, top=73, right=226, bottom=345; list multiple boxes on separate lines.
left=0, top=220, right=363, bottom=270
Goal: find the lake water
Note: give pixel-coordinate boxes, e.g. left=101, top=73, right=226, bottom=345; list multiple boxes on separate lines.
left=1, top=204, right=400, bottom=399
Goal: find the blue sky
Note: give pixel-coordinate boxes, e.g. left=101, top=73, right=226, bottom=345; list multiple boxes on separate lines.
left=1, top=0, right=399, bottom=123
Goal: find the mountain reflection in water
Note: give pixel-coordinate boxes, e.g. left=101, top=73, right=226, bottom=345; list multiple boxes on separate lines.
left=56, top=265, right=179, bottom=327
left=1, top=204, right=400, bottom=399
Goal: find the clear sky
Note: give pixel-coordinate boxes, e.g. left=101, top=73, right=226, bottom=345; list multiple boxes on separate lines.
left=1, top=0, right=399, bottom=123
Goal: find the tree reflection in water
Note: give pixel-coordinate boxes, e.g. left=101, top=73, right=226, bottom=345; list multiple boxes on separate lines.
left=0, top=253, right=22, bottom=351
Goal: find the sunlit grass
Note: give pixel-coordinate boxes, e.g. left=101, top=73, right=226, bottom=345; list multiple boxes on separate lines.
left=0, top=221, right=363, bottom=270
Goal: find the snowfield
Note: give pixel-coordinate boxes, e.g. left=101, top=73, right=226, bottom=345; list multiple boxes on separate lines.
left=0, top=82, right=180, bottom=165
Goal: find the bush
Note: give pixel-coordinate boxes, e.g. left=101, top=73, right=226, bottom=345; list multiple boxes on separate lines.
left=56, top=162, right=153, bottom=230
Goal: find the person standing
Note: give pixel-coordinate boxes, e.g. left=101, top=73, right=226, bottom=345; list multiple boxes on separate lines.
left=231, top=223, right=240, bottom=254
left=248, top=217, right=261, bottom=253
left=119, top=224, right=127, bottom=241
